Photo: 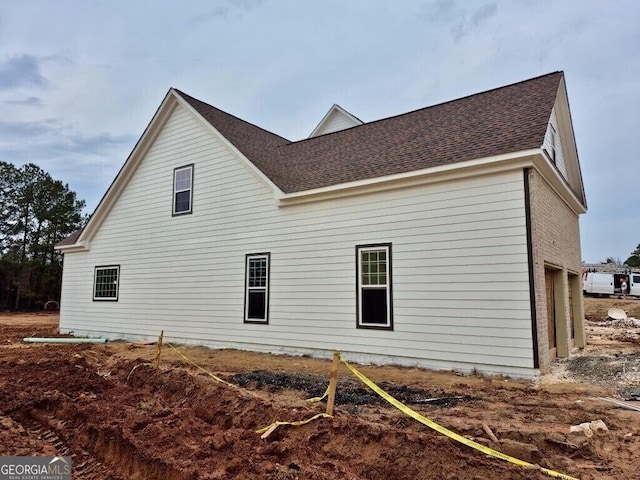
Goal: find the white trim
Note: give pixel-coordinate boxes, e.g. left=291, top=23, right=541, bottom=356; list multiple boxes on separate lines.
left=85, top=98, right=179, bottom=243
left=534, top=152, right=587, bottom=215
left=552, top=78, right=586, bottom=208
left=56, top=240, right=90, bottom=253
left=278, top=149, right=540, bottom=206
left=55, top=89, right=285, bottom=252
left=308, top=104, right=363, bottom=138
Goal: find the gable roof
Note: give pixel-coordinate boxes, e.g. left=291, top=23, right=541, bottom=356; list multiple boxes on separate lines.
left=308, top=104, right=363, bottom=138
left=175, top=90, right=293, bottom=190
left=176, top=72, right=564, bottom=194
left=57, top=71, right=583, bottom=251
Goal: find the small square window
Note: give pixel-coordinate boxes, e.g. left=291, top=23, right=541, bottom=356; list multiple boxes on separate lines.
left=93, top=265, right=120, bottom=301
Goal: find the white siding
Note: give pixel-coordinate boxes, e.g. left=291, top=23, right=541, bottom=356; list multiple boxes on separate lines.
left=60, top=103, right=535, bottom=376
left=310, top=109, right=360, bottom=137
left=542, top=108, right=568, bottom=180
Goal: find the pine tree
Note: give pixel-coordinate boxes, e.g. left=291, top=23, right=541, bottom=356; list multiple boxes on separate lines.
left=0, top=161, right=86, bottom=309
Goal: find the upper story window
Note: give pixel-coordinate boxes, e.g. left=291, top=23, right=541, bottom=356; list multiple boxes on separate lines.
left=357, top=244, right=393, bottom=329
left=549, top=125, right=557, bottom=164
left=173, top=165, right=193, bottom=215
left=93, top=265, right=120, bottom=301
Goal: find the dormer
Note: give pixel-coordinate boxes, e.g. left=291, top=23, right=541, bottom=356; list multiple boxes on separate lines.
left=308, top=104, right=363, bottom=138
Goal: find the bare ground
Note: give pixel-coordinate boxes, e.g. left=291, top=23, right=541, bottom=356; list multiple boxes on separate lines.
left=0, top=300, right=639, bottom=480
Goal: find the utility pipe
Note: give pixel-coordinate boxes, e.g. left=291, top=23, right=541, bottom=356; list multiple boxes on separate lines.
left=24, top=337, right=108, bottom=344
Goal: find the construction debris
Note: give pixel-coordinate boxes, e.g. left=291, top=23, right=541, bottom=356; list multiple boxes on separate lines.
left=570, top=420, right=609, bottom=437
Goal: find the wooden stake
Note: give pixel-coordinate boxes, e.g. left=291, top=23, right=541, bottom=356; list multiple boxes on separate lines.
left=482, top=422, right=500, bottom=443
left=154, top=330, right=164, bottom=368
left=326, top=351, right=340, bottom=416
left=260, top=423, right=279, bottom=439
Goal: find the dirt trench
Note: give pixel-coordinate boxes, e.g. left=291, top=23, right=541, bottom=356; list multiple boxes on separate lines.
left=0, top=340, right=554, bottom=480
left=1, top=314, right=639, bottom=479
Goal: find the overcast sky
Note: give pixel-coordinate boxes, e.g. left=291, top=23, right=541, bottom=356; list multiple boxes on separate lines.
left=1, top=1, right=638, bottom=263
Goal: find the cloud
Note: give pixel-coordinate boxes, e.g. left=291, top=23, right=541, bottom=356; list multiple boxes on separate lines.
left=420, top=1, right=498, bottom=41
left=0, top=118, right=62, bottom=137
left=0, top=117, right=136, bottom=168
left=470, top=3, right=497, bottom=28
left=0, top=55, right=47, bottom=91
left=4, top=96, right=43, bottom=107
left=421, top=0, right=457, bottom=23
left=452, top=3, right=498, bottom=41
left=0, top=122, right=136, bottom=212
left=58, top=132, right=138, bottom=153
left=194, top=0, right=265, bottom=22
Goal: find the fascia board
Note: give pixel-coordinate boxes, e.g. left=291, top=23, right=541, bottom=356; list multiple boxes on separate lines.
left=277, top=149, right=541, bottom=207
left=555, top=78, right=587, bottom=209
left=533, top=153, right=587, bottom=215
left=333, top=104, right=363, bottom=125
left=308, top=104, right=363, bottom=138
left=74, top=90, right=180, bottom=247
left=66, top=88, right=284, bottom=251
left=174, top=94, right=285, bottom=198
left=56, top=241, right=90, bottom=253
left=308, top=104, right=339, bottom=138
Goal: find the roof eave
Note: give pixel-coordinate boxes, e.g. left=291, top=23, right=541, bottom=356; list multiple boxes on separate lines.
left=535, top=151, right=587, bottom=215
left=277, top=149, right=542, bottom=207
left=55, top=240, right=90, bottom=253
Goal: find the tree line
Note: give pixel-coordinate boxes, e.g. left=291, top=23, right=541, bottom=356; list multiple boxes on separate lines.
left=625, top=245, right=640, bottom=268
left=1, top=161, right=86, bottom=310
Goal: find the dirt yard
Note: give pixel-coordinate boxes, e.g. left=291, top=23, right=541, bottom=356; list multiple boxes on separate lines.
left=1, top=299, right=639, bottom=480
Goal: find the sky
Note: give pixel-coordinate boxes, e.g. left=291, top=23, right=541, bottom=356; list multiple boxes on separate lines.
left=0, top=0, right=638, bottom=263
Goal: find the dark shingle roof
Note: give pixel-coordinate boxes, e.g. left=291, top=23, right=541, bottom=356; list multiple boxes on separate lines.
left=180, top=72, right=563, bottom=193
left=54, top=228, right=84, bottom=247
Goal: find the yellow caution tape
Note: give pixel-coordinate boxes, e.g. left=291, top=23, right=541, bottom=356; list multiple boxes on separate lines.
left=307, top=384, right=330, bottom=403
left=339, top=357, right=579, bottom=480
left=165, top=342, right=240, bottom=390
left=256, top=413, right=332, bottom=438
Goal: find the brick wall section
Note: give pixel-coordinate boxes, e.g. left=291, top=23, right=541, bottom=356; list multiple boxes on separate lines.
left=528, top=168, right=585, bottom=373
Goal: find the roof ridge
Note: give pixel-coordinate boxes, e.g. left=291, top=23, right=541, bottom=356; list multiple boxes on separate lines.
left=287, top=71, right=563, bottom=146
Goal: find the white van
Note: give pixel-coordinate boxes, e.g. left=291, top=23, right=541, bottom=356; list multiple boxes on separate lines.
left=614, top=272, right=640, bottom=297
left=583, top=272, right=614, bottom=296
left=632, top=273, right=640, bottom=297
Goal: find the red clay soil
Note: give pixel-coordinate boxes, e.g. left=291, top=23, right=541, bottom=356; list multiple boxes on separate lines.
left=1, top=314, right=639, bottom=479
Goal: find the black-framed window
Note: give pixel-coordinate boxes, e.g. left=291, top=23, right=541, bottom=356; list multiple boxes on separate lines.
left=93, top=265, right=120, bottom=301
left=357, top=244, right=393, bottom=329
left=245, top=253, right=270, bottom=323
left=173, top=164, right=193, bottom=215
